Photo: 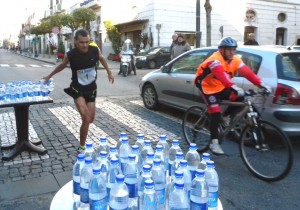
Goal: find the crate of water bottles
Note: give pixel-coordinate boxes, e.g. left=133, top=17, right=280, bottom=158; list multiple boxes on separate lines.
left=0, top=79, right=54, bottom=105
left=73, top=133, right=220, bottom=210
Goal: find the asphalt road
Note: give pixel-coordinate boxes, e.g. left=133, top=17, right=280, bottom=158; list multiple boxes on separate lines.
left=0, top=50, right=299, bottom=210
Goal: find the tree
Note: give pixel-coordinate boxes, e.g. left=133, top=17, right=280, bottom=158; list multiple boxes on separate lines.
left=204, top=0, right=212, bottom=46
left=73, top=8, right=96, bottom=32
left=61, top=14, right=81, bottom=46
left=104, top=20, right=122, bottom=55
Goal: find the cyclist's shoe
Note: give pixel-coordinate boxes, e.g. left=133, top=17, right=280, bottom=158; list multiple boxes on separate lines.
left=221, top=115, right=231, bottom=127
left=209, top=139, right=225, bottom=155
left=77, top=146, right=86, bottom=155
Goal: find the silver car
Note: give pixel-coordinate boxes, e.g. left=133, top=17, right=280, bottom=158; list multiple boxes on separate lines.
left=139, top=46, right=300, bottom=136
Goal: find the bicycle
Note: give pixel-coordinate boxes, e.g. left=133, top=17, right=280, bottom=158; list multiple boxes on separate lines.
left=182, top=89, right=293, bottom=182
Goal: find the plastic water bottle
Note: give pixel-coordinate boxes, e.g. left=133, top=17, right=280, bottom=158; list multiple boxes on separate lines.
left=97, top=136, right=110, bottom=154
left=119, top=137, right=131, bottom=173
left=131, top=145, right=143, bottom=174
left=117, top=132, right=127, bottom=149
left=124, top=154, right=139, bottom=210
left=168, top=170, right=184, bottom=198
left=157, top=134, right=170, bottom=162
left=107, top=157, right=122, bottom=203
left=80, top=157, right=93, bottom=209
left=141, top=179, right=157, bottom=210
left=151, top=159, right=166, bottom=210
left=198, top=152, right=211, bottom=171
left=145, top=151, right=155, bottom=168
left=205, top=160, right=219, bottom=210
left=140, top=140, right=154, bottom=164
left=0, top=84, right=6, bottom=105
left=168, top=140, right=182, bottom=179
left=85, top=141, right=94, bottom=159
left=138, top=165, right=152, bottom=208
left=178, top=160, right=192, bottom=199
left=72, top=153, right=85, bottom=207
left=185, top=143, right=201, bottom=180
left=169, top=181, right=189, bottom=210
left=170, top=152, right=184, bottom=181
left=190, top=169, right=208, bottom=210
left=109, top=174, right=129, bottom=210
left=154, top=145, right=166, bottom=173
left=28, top=81, right=35, bottom=101
left=135, top=133, right=145, bottom=153
left=89, top=166, right=107, bottom=210
left=97, top=151, right=110, bottom=182
left=108, top=145, right=119, bottom=161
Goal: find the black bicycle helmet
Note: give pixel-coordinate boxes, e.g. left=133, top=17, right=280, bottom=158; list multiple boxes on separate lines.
left=218, top=37, right=238, bottom=48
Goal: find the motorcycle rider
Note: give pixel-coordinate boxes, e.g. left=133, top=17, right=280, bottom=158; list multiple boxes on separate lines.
left=118, top=38, right=136, bottom=75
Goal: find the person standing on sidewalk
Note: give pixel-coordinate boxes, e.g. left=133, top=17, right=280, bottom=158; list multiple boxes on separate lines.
left=43, top=29, right=114, bottom=154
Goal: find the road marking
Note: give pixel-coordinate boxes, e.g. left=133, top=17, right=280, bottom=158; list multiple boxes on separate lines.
left=43, top=64, right=54, bottom=67
left=0, top=64, right=9, bottom=67
left=15, top=64, right=26, bottom=67
left=96, top=101, right=180, bottom=143
left=48, top=106, right=118, bottom=146
left=29, top=64, right=40, bottom=67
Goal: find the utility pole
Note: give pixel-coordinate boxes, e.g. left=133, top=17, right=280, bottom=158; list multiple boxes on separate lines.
left=196, top=0, right=201, bottom=48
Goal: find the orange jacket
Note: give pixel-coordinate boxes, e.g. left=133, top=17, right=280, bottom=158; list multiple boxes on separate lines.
left=194, top=51, right=261, bottom=94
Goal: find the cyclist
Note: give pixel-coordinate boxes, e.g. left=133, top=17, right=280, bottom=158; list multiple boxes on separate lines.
left=194, top=37, right=270, bottom=155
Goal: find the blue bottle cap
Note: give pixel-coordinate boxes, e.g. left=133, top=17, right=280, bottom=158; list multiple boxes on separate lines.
left=128, top=154, right=136, bottom=161
left=84, top=157, right=93, bottom=164
left=100, top=137, right=107, bottom=142
left=179, top=159, right=188, bottom=167
left=116, top=174, right=125, bottom=182
left=195, top=169, right=205, bottom=177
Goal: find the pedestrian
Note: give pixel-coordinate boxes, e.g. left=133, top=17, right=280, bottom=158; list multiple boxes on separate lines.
left=194, top=37, right=270, bottom=155
left=42, top=29, right=114, bottom=154
left=244, top=33, right=259, bottom=45
left=169, top=33, right=178, bottom=58
left=171, top=34, right=191, bottom=59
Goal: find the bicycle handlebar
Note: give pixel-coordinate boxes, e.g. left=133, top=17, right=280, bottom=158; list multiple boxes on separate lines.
left=244, top=88, right=270, bottom=97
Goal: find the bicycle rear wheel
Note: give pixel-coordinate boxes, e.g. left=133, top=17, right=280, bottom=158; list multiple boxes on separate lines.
left=239, top=120, right=293, bottom=182
left=182, top=106, right=210, bottom=152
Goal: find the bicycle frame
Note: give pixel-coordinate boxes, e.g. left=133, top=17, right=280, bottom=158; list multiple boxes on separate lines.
left=218, top=97, right=259, bottom=142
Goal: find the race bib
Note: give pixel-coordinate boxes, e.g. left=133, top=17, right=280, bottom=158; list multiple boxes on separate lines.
left=77, top=67, right=96, bottom=85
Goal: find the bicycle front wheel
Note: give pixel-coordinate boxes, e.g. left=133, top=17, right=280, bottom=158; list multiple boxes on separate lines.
left=182, top=106, right=211, bottom=152
left=239, top=120, right=293, bottom=182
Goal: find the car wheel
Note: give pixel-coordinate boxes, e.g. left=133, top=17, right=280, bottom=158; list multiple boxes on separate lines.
left=148, top=60, right=156, bottom=69
left=142, top=84, right=160, bottom=110
left=121, top=65, right=128, bottom=77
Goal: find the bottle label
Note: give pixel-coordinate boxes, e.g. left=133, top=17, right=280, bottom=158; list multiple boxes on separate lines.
left=90, top=198, right=107, bottom=210
left=80, top=187, right=89, bottom=203
left=190, top=200, right=208, bottom=209
left=208, top=191, right=218, bottom=208
left=109, top=208, right=127, bottom=210
left=125, top=183, right=138, bottom=198
left=190, top=169, right=196, bottom=180
left=156, top=188, right=166, bottom=206
left=73, top=181, right=80, bottom=195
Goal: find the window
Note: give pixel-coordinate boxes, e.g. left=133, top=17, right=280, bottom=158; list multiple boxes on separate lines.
left=236, top=51, right=262, bottom=75
left=170, top=50, right=213, bottom=74
left=278, top=13, right=286, bottom=22
left=277, top=53, right=300, bottom=81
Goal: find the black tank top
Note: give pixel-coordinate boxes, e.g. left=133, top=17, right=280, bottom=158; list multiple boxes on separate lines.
left=67, top=46, right=99, bottom=88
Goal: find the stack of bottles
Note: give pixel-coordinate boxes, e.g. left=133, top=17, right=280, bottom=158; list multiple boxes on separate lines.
left=73, top=134, right=219, bottom=210
left=0, top=79, right=54, bottom=105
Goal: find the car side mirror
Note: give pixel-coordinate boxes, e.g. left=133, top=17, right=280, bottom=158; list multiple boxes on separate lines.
left=161, top=65, right=169, bottom=73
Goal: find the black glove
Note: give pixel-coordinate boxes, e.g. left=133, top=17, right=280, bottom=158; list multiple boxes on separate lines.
left=259, top=82, right=272, bottom=95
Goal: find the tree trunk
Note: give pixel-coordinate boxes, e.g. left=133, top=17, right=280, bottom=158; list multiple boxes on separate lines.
left=205, top=0, right=212, bottom=46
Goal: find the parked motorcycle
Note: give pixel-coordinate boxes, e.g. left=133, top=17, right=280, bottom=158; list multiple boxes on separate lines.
left=119, top=39, right=136, bottom=77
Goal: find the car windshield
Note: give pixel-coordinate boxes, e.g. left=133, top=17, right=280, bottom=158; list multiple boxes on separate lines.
left=277, top=53, right=300, bottom=81
left=140, top=48, right=161, bottom=55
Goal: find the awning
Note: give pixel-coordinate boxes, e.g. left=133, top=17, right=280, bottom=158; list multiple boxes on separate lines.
left=115, top=19, right=149, bottom=33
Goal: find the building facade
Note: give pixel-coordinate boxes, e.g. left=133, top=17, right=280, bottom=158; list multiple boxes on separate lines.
left=19, top=0, right=300, bottom=58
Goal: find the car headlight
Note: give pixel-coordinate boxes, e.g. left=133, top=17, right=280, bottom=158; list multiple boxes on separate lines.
left=139, top=56, right=147, bottom=61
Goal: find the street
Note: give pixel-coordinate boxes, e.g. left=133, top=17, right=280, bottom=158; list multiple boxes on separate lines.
left=0, top=50, right=299, bottom=210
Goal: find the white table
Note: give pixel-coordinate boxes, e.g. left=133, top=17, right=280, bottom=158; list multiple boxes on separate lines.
left=50, top=180, right=223, bottom=210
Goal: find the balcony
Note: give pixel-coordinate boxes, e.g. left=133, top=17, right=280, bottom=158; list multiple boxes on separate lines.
left=53, top=4, right=62, bottom=14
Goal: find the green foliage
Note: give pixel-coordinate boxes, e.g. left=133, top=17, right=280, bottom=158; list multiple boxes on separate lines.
left=104, top=20, right=122, bottom=55
left=73, top=8, right=96, bottom=31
